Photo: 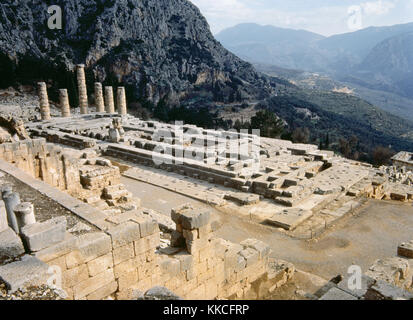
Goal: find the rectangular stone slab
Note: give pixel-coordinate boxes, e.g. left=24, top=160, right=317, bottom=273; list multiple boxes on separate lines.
left=265, top=209, right=313, bottom=231
left=20, top=216, right=67, bottom=252
left=0, top=255, right=50, bottom=292
left=0, top=227, right=25, bottom=259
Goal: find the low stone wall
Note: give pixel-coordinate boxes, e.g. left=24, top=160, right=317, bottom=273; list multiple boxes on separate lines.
left=34, top=206, right=274, bottom=300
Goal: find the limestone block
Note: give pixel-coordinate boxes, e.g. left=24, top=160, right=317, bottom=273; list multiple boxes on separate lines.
left=398, top=241, right=413, bottom=259
left=366, top=257, right=410, bottom=286
left=199, top=245, right=213, bottom=262
left=194, top=260, right=208, bottom=275
left=171, top=205, right=211, bottom=230
left=21, top=216, right=67, bottom=252
left=72, top=268, right=115, bottom=300
left=337, top=274, right=376, bottom=299
left=214, top=261, right=226, bottom=285
left=131, top=215, right=158, bottom=237
left=211, top=238, right=230, bottom=260
left=160, top=257, right=181, bottom=278
left=66, top=232, right=112, bottom=268
left=118, top=269, right=139, bottom=292
left=113, top=243, right=135, bottom=265
left=47, top=256, right=67, bottom=273
left=185, top=238, right=209, bottom=254
left=34, top=233, right=77, bottom=263
left=198, top=224, right=212, bottom=239
left=0, top=227, right=25, bottom=258
left=106, top=221, right=141, bottom=248
left=87, top=281, right=118, bottom=300
left=186, top=268, right=196, bottom=281
left=87, top=252, right=114, bottom=277
left=64, top=264, right=89, bottom=288
left=240, top=239, right=271, bottom=259
left=205, top=280, right=219, bottom=300
left=175, top=252, right=194, bottom=273
left=134, top=237, right=149, bottom=256
left=136, top=276, right=152, bottom=293
left=366, top=280, right=413, bottom=300
left=114, top=257, right=138, bottom=278
left=186, top=283, right=205, bottom=300
left=234, top=255, right=247, bottom=272
left=0, top=255, right=50, bottom=293
left=147, top=232, right=160, bottom=250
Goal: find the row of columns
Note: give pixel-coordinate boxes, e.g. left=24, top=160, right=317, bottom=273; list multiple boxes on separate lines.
left=37, top=64, right=128, bottom=120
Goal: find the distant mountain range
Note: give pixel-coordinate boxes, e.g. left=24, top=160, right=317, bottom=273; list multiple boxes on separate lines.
left=216, top=23, right=413, bottom=102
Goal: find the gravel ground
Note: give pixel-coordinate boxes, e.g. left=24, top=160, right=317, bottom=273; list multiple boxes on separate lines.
left=0, top=282, right=66, bottom=300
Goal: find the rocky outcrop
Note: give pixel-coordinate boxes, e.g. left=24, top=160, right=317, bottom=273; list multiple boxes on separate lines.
left=0, top=0, right=276, bottom=106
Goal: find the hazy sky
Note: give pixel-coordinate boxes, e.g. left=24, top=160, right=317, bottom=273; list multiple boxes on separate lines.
left=189, top=0, right=413, bottom=36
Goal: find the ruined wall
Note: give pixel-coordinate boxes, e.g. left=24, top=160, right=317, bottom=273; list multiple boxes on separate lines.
left=0, top=139, right=81, bottom=193
left=35, top=208, right=274, bottom=300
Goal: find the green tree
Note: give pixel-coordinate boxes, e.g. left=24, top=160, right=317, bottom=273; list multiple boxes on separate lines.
left=250, top=110, right=284, bottom=138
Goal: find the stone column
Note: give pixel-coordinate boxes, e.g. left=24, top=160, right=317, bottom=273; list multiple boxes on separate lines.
left=1, top=185, right=12, bottom=200
left=117, top=87, right=127, bottom=116
left=38, top=82, right=51, bottom=121
left=3, top=192, right=20, bottom=233
left=94, top=82, right=105, bottom=113
left=59, top=89, right=71, bottom=118
left=104, top=86, right=115, bottom=113
left=0, top=200, right=8, bottom=233
left=14, top=202, right=36, bottom=231
left=76, top=64, right=88, bottom=114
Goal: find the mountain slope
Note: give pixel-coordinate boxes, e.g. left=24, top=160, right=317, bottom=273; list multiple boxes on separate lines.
left=355, top=32, right=413, bottom=99
left=216, top=23, right=326, bottom=70
left=218, top=22, right=413, bottom=111
left=0, top=1, right=412, bottom=154
left=0, top=0, right=275, bottom=106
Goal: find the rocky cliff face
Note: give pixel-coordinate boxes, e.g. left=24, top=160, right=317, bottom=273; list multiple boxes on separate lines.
left=0, top=0, right=276, bottom=106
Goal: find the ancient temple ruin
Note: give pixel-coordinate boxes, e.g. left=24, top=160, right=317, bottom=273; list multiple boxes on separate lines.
left=0, top=63, right=412, bottom=301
